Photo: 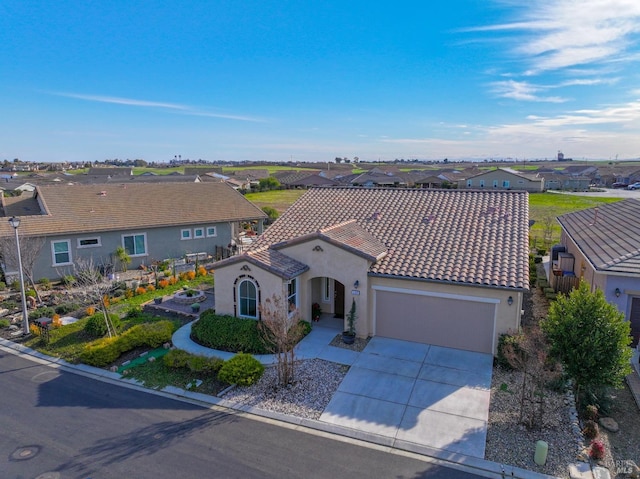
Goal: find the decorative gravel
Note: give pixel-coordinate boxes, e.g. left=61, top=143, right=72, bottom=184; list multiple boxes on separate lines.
left=486, top=366, right=577, bottom=478
left=221, top=359, right=349, bottom=419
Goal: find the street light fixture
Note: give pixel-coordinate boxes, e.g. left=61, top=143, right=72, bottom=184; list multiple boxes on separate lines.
left=8, top=216, right=29, bottom=335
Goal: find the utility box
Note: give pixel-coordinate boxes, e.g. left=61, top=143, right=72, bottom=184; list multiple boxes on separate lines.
left=557, top=252, right=575, bottom=273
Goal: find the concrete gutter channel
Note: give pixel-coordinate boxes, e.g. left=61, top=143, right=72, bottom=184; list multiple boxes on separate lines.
left=0, top=338, right=560, bottom=479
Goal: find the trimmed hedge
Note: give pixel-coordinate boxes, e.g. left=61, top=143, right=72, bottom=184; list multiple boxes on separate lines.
left=80, top=320, right=175, bottom=367
left=191, top=312, right=268, bottom=354
left=191, top=311, right=312, bottom=354
left=163, top=349, right=224, bottom=374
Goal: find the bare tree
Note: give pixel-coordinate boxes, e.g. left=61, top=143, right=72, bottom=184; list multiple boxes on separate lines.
left=258, top=294, right=306, bottom=387
left=71, top=257, right=118, bottom=338
left=503, top=326, right=562, bottom=429
left=0, top=234, right=45, bottom=302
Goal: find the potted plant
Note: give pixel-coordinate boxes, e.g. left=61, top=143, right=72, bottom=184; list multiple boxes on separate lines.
left=191, top=302, right=201, bottom=313
left=342, top=299, right=357, bottom=344
left=154, top=297, right=163, bottom=305
left=312, top=302, right=322, bottom=322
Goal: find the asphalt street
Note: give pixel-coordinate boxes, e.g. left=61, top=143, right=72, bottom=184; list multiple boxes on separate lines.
left=0, top=351, right=484, bottom=479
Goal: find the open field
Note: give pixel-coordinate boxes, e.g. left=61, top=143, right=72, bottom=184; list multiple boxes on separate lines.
left=528, top=192, right=621, bottom=248
left=244, top=189, right=306, bottom=215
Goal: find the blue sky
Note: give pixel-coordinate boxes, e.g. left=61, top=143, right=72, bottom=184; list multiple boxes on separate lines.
left=2, top=1, right=640, bottom=163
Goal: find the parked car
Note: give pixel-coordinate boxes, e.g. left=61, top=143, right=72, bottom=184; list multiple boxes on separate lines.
left=612, top=182, right=629, bottom=189
left=628, top=182, right=640, bottom=190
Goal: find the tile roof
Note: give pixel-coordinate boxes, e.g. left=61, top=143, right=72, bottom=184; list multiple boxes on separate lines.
left=250, top=187, right=529, bottom=289
left=0, top=182, right=267, bottom=237
left=213, top=247, right=309, bottom=280
left=271, top=219, right=388, bottom=262
left=557, top=199, right=640, bottom=275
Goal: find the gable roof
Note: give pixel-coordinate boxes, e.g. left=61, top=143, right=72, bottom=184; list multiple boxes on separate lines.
left=272, top=219, right=388, bottom=262
left=250, top=187, right=529, bottom=289
left=0, top=182, right=267, bottom=237
left=215, top=247, right=309, bottom=280
left=465, top=167, right=540, bottom=182
left=557, top=199, right=640, bottom=275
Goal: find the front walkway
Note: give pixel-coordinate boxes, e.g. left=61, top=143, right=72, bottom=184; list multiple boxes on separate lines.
left=172, top=321, right=493, bottom=459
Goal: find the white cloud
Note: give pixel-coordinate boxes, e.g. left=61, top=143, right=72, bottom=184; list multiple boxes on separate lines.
left=48, top=91, right=264, bottom=122
left=467, top=1, right=640, bottom=74
left=490, top=80, right=567, bottom=102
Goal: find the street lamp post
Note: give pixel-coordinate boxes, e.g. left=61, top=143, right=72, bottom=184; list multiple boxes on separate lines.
left=8, top=216, right=29, bottom=335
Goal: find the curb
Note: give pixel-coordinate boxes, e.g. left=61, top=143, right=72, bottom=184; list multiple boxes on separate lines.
left=0, top=337, right=561, bottom=479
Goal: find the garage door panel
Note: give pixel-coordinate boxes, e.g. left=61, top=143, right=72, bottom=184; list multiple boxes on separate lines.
left=375, top=290, right=495, bottom=354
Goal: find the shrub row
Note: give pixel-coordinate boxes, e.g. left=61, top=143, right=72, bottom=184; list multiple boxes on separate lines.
left=163, top=349, right=264, bottom=386
left=80, top=320, right=175, bottom=367
left=163, top=348, right=224, bottom=374
left=191, top=312, right=268, bottom=354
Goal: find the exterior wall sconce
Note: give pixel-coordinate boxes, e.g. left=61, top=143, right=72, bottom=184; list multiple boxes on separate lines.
left=507, top=296, right=513, bottom=306
left=615, top=288, right=621, bottom=298
left=353, top=280, right=359, bottom=289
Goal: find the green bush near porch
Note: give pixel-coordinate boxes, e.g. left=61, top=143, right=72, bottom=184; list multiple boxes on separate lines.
left=191, top=310, right=312, bottom=355
left=191, top=312, right=268, bottom=354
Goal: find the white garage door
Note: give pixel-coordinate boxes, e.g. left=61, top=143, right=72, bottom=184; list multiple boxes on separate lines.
left=375, top=290, right=496, bottom=354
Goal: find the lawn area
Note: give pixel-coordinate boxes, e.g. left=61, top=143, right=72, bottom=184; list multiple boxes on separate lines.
left=528, top=192, right=621, bottom=248
left=20, top=276, right=212, bottom=363
left=244, top=189, right=306, bottom=215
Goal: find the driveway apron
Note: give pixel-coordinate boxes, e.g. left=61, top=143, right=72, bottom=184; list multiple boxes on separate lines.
left=319, top=337, right=493, bottom=458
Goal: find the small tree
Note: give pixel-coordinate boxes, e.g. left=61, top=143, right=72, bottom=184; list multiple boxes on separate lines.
left=72, top=257, right=119, bottom=338
left=115, top=246, right=131, bottom=272
left=541, top=281, right=632, bottom=405
left=0, top=234, right=45, bottom=303
left=501, top=327, right=562, bottom=429
left=258, top=294, right=306, bottom=387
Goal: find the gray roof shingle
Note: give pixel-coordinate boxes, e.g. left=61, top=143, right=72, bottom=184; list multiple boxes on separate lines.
left=557, top=198, right=640, bottom=275
left=0, top=182, right=267, bottom=237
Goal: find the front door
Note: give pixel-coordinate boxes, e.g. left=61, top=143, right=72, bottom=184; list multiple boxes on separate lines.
left=630, top=297, right=640, bottom=347
left=334, top=282, right=345, bottom=318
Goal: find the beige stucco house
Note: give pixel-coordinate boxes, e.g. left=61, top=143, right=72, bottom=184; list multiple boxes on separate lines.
left=459, top=167, right=544, bottom=192
left=212, top=187, right=530, bottom=355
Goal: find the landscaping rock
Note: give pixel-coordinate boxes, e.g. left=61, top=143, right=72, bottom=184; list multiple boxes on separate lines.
left=147, top=356, right=156, bottom=362
left=121, top=360, right=131, bottom=367
left=139, top=351, right=148, bottom=357
left=163, top=342, right=171, bottom=349
left=592, top=466, right=611, bottom=479
left=569, top=462, right=592, bottom=479
left=599, top=417, right=619, bottom=433
left=109, top=366, right=118, bottom=372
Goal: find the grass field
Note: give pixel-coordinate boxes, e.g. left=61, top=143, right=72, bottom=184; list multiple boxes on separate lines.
left=528, top=192, right=620, bottom=248
left=244, top=189, right=306, bottom=215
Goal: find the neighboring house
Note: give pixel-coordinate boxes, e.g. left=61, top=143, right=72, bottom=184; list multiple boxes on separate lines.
left=349, top=169, right=408, bottom=187
left=415, top=170, right=465, bottom=189
left=87, top=167, right=133, bottom=176
left=542, top=173, right=591, bottom=191
left=212, top=187, right=529, bottom=355
left=0, top=182, right=267, bottom=281
left=459, top=168, right=544, bottom=192
left=555, top=199, right=640, bottom=345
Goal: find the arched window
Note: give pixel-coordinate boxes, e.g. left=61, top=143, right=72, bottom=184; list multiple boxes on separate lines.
left=238, top=280, right=257, bottom=318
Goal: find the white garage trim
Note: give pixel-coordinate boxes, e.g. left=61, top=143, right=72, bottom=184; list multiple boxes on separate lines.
left=372, top=284, right=501, bottom=304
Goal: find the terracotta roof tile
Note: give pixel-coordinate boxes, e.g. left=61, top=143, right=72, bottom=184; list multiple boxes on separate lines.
left=213, top=247, right=309, bottom=280
left=252, top=187, right=529, bottom=289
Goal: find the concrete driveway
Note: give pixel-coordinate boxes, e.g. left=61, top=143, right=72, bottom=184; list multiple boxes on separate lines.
left=319, top=337, right=493, bottom=458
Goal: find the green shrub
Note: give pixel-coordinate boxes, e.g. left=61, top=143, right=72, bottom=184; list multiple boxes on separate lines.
left=37, top=278, right=51, bottom=290
left=192, top=312, right=267, bottom=354
left=1, top=299, right=17, bottom=310
left=61, top=275, right=76, bottom=286
left=0, top=319, right=10, bottom=328
left=163, top=348, right=192, bottom=368
left=187, top=355, right=224, bottom=373
left=55, top=303, right=80, bottom=315
left=496, top=332, right=525, bottom=370
left=30, top=306, right=56, bottom=320
left=80, top=337, right=121, bottom=366
left=0, top=281, right=6, bottom=290
left=26, top=289, right=36, bottom=298
left=80, top=320, right=175, bottom=367
left=85, top=313, right=122, bottom=338
left=218, top=353, right=264, bottom=386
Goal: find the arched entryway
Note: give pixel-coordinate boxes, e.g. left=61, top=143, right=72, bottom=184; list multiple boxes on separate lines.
left=308, top=276, right=345, bottom=330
